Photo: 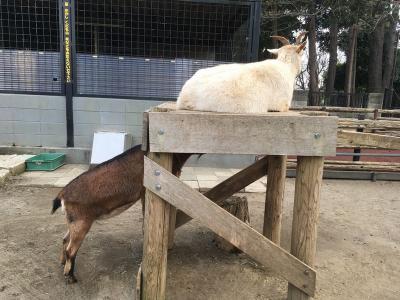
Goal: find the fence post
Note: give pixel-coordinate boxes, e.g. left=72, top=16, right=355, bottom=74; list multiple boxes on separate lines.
left=60, top=0, right=75, bottom=147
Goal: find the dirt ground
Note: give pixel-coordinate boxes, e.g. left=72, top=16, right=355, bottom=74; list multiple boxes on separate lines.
left=0, top=178, right=399, bottom=300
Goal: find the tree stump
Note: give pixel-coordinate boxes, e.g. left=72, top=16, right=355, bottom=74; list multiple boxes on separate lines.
left=213, top=196, right=250, bottom=253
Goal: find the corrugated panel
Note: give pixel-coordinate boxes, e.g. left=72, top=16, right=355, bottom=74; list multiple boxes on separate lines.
left=76, top=54, right=225, bottom=98
left=0, top=50, right=62, bottom=94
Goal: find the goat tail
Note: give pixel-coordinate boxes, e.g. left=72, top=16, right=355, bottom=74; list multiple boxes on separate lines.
left=51, top=197, right=62, bottom=214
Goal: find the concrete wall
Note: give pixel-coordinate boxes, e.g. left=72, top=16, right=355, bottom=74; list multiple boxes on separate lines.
left=0, top=94, right=66, bottom=147
left=73, top=97, right=163, bottom=148
left=367, top=93, right=384, bottom=109
left=291, top=90, right=308, bottom=107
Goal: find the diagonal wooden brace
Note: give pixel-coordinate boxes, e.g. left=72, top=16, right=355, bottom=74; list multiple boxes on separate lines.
left=175, top=155, right=269, bottom=228
left=144, top=156, right=316, bottom=297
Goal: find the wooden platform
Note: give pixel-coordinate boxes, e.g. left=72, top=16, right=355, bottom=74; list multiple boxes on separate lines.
left=143, top=102, right=337, bottom=156
left=139, top=102, right=338, bottom=300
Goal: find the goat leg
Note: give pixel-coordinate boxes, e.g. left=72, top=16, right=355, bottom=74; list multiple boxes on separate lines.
left=64, top=219, right=93, bottom=284
left=60, top=231, right=70, bottom=265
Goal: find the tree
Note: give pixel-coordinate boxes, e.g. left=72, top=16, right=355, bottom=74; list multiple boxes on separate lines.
left=367, top=1, right=394, bottom=92
left=382, top=7, right=399, bottom=90
left=344, top=24, right=358, bottom=105
left=307, top=0, right=319, bottom=105
left=325, top=13, right=338, bottom=96
left=368, top=20, right=386, bottom=92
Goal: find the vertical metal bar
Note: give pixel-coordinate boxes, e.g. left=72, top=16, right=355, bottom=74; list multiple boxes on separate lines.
left=246, top=2, right=254, bottom=62
left=59, top=0, right=66, bottom=95
left=70, top=0, right=77, bottom=96
left=62, top=0, right=74, bottom=147
left=250, top=0, right=261, bottom=62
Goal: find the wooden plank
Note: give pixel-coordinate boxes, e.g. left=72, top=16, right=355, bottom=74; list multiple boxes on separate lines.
left=144, top=157, right=316, bottom=296
left=291, top=106, right=400, bottom=115
left=287, top=156, right=324, bottom=300
left=378, top=117, right=400, bottom=121
left=286, top=160, right=400, bottom=173
left=291, top=106, right=376, bottom=113
left=338, top=118, right=400, bottom=130
left=175, top=156, right=269, bottom=229
left=292, top=159, right=400, bottom=167
left=263, top=155, right=287, bottom=244
left=141, top=153, right=173, bottom=300
left=148, top=111, right=337, bottom=156
left=168, top=207, right=177, bottom=249
left=337, top=130, right=400, bottom=150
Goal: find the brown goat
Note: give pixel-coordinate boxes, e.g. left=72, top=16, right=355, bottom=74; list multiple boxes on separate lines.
left=51, top=145, right=190, bottom=283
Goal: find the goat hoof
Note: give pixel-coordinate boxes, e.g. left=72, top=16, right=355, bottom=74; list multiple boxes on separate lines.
left=65, top=275, right=77, bottom=284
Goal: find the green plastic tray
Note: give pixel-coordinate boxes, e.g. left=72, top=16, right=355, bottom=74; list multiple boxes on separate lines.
left=25, top=153, right=66, bottom=171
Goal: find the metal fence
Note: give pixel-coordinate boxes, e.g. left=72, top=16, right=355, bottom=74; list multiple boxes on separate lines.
left=74, top=0, right=260, bottom=99
left=0, top=0, right=260, bottom=99
left=311, top=91, right=369, bottom=108
left=0, top=0, right=62, bottom=94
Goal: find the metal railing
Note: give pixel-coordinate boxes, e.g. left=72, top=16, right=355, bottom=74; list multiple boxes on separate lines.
left=309, top=91, right=369, bottom=108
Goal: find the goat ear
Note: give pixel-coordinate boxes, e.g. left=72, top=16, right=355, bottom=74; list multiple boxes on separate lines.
left=267, top=49, right=279, bottom=56
left=296, top=41, right=307, bottom=53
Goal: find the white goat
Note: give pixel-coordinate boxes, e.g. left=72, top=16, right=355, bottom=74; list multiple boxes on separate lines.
left=176, top=33, right=307, bottom=114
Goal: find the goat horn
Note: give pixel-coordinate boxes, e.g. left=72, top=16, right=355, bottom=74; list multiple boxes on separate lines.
left=296, top=31, right=308, bottom=44
left=270, top=36, right=290, bottom=46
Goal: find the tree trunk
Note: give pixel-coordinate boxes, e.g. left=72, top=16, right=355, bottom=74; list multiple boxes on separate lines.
left=344, top=24, right=358, bottom=106
left=351, top=34, right=358, bottom=107
left=308, top=8, right=319, bottom=106
left=368, top=19, right=385, bottom=92
left=213, top=196, right=250, bottom=253
left=326, top=15, right=338, bottom=96
left=382, top=8, right=399, bottom=90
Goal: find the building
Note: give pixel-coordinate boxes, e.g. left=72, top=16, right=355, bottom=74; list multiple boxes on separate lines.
left=0, top=0, right=261, bottom=150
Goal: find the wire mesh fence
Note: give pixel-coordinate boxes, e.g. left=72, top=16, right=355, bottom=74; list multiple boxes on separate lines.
left=74, top=0, right=260, bottom=99
left=0, top=0, right=260, bottom=98
left=0, top=0, right=62, bottom=94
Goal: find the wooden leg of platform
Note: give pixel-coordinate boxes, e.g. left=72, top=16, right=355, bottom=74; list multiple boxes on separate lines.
left=142, top=152, right=173, bottom=300
left=287, top=156, right=324, bottom=300
left=168, top=207, right=177, bottom=249
left=263, top=155, right=287, bottom=244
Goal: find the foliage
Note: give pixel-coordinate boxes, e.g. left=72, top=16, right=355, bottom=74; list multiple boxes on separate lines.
left=259, top=0, right=399, bottom=101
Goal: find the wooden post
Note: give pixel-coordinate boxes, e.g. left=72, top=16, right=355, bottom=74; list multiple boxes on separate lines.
left=141, top=152, right=173, bottom=300
left=214, top=196, right=250, bottom=252
left=263, top=155, right=286, bottom=244
left=287, top=156, right=324, bottom=300
left=168, top=207, right=176, bottom=249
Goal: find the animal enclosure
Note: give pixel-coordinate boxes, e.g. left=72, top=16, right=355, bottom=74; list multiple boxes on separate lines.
left=138, top=102, right=338, bottom=299
left=0, top=0, right=261, bottom=99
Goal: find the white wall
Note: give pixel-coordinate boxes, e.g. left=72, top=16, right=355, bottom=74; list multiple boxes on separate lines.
left=73, top=97, right=163, bottom=148
left=0, top=94, right=66, bottom=147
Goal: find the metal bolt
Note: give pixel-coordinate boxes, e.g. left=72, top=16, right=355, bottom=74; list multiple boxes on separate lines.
left=154, top=170, right=161, bottom=176
left=155, top=183, right=161, bottom=190
left=304, top=270, right=309, bottom=275
left=158, top=129, right=164, bottom=135
left=314, top=132, right=321, bottom=139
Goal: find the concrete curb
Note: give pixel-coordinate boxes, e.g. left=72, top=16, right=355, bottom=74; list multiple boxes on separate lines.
left=0, top=146, right=91, bottom=164
left=0, top=169, right=10, bottom=185
left=0, top=154, right=35, bottom=176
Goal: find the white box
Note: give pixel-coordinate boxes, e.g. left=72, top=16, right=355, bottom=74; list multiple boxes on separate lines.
left=90, top=132, right=133, bottom=165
